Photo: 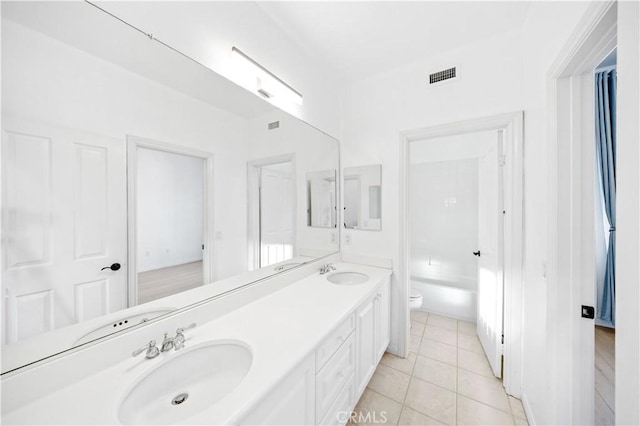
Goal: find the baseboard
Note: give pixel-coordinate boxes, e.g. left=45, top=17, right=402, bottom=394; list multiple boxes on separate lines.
left=521, top=391, right=535, bottom=425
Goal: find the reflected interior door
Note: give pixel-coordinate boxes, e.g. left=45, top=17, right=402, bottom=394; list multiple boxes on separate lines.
left=310, top=178, right=335, bottom=227
left=344, top=175, right=360, bottom=228
left=260, top=164, right=294, bottom=267
left=476, top=135, right=504, bottom=378
left=1, top=117, right=127, bottom=344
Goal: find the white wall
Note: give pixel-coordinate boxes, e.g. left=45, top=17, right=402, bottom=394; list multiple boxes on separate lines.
left=136, top=148, right=204, bottom=272
left=616, top=1, right=640, bottom=423
left=519, top=3, right=593, bottom=423
left=1, top=19, right=249, bottom=282
left=410, top=158, right=479, bottom=288
left=93, top=2, right=341, bottom=139
left=410, top=131, right=496, bottom=164
left=409, top=130, right=495, bottom=289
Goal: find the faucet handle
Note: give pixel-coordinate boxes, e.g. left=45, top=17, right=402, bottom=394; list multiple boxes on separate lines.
left=177, top=322, right=197, bottom=333
left=174, top=323, right=197, bottom=350
left=320, top=263, right=336, bottom=274
left=132, top=340, right=159, bottom=359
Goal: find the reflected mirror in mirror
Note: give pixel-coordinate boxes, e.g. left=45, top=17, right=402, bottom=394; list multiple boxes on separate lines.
left=306, top=170, right=338, bottom=229
left=1, top=1, right=339, bottom=374
left=343, top=165, right=382, bottom=231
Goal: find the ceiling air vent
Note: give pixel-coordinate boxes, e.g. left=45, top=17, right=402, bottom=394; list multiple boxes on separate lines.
left=429, top=67, right=457, bottom=85
left=268, top=121, right=280, bottom=130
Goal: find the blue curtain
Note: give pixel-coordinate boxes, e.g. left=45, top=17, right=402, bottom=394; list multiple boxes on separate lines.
left=595, top=68, right=617, bottom=325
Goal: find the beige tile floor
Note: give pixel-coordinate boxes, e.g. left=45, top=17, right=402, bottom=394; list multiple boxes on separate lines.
left=351, top=311, right=529, bottom=426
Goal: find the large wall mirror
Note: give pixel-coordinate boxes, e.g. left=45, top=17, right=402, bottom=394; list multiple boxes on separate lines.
left=1, top=2, right=339, bottom=373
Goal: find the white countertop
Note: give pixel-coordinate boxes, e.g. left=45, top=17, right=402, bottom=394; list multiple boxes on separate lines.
left=1, top=262, right=392, bottom=425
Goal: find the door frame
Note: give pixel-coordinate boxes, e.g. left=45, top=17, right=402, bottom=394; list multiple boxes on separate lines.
left=399, top=111, right=524, bottom=397
left=126, top=135, right=215, bottom=307
left=247, top=154, right=297, bottom=270
left=546, top=1, right=617, bottom=424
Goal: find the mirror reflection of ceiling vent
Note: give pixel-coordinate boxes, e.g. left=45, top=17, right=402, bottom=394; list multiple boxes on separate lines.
left=429, top=67, right=457, bottom=84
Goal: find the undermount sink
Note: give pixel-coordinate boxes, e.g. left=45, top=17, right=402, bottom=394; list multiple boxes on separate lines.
left=118, top=340, right=253, bottom=425
left=327, top=272, right=369, bottom=285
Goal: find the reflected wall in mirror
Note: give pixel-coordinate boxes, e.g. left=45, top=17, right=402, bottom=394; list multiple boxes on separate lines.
left=0, top=1, right=339, bottom=373
left=306, top=170, right=338, bottom=229
left=343, top=165, right=382, bottom=231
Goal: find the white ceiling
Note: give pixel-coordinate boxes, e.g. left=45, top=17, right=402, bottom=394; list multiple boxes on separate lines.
left=257, top=1, right=532, bottom=83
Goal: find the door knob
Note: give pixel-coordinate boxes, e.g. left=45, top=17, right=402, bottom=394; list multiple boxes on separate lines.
left=473, top=251, right=481, bottom=257
left=101, top=263, right=121, bottom=271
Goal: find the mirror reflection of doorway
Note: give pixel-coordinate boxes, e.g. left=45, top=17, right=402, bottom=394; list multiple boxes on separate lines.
left=134, top=146, right=206, bottom=304
left=247, top=156, right=296, bottom=271
left=343, top=175, right=361, bottom=228
left=258, top=161, right=295, bottom=268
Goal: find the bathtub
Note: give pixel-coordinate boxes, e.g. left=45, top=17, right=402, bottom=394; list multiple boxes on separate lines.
left=411, top=276, right=477, bottom=322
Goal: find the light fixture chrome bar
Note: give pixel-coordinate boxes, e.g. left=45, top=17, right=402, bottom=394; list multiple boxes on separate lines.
left=232, top=46, right=303, bottom=100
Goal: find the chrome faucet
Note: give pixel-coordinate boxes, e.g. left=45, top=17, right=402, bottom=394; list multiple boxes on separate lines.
left=132, top=322, right=198, bottom=359
left=320, top=263, right=336, bottom=274
left=160, top=332, right=175, bottom=352
left=132, top=340, right=160, bottom=359
left=173, top=322, right=197, bottom=350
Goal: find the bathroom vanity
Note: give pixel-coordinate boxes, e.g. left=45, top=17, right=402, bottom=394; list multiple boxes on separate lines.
left=1, top=262, right=391, bottom=425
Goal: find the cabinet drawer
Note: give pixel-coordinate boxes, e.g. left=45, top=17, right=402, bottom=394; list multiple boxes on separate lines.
left=319, top=373, right=355, bottom=426
left=316, top=333, right=356, bottom=422
left=316, top=313, right=355, bottom=371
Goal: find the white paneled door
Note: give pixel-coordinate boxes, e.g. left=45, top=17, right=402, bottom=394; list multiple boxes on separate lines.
left=476, top=134, right=505, bottom=378
left=1, top=118, right=127, bottom=344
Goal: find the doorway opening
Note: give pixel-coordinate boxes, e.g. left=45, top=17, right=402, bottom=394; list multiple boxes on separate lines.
left=399, top=112, right=524, bottom=397
left=593, top=47, right=616, bottom=425
left=127, top=136, right=215, bottom=306
left=409, top=129, right=505, bottom=376
left=247, top=155, right=296, bottom=271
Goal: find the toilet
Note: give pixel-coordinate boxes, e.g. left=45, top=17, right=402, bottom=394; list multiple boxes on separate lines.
left=410, top=288, right=423, bottom=310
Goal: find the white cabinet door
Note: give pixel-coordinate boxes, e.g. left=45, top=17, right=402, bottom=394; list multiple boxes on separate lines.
left=239, top=355, right=315, bottom=425
left=315, top=334, right=356, bottom=423
left=375, top=279, right=391, bottom=361
left=356, top=295, right=376, bottom=396
left=2, top=117, right=127, bottom=344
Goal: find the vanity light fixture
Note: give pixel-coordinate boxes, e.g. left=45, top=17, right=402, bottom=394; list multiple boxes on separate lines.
left=231, top=46, right=303, bottom=105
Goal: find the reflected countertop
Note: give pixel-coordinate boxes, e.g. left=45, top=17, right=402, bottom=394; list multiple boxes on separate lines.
left=0, top=255, right=321, bottom=374
left=1, top=262, right=392, bottom=425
